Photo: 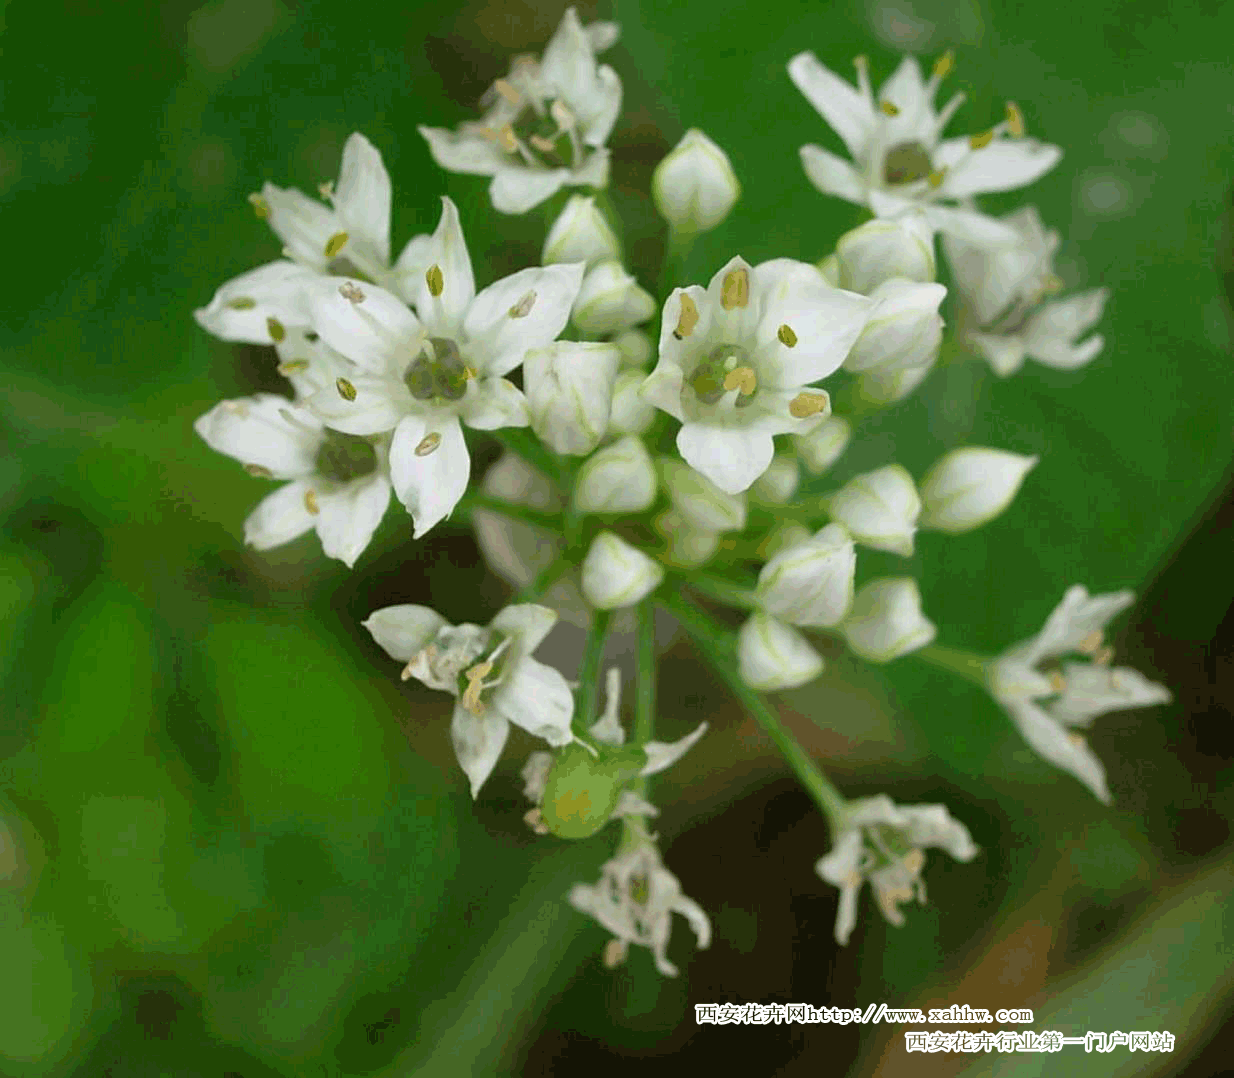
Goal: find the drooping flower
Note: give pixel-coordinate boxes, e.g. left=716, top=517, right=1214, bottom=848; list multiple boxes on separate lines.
left=816, top=794, right=978, bottom=945
left=194, top=394, right=392, bottom=568
left=419, top=8, right=622, bottom=214
left=303, top=197, right=584, bottom=536
left=988, top=585, right=1172, bottom=803
left=788, top=51, right=1061, bottom=245
left=364, top=602, right=576, bottom=797
left=640, top=257, right=872, bottom=494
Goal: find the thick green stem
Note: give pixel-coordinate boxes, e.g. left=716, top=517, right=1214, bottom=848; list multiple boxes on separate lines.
left=657, top=227, right=695, bottom=299
left=915, top=643, right=991, bottom=688
left=573, top=608, right=614, bottom=736
left=657, top=591, right=848, bottom=829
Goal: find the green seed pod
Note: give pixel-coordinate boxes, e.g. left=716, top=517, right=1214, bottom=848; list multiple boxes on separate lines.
left=540, top=743, right=645, bottom=840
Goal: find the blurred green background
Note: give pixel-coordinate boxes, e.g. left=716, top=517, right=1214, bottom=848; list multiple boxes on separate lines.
left=2, top=0, right=1233, bottom=1074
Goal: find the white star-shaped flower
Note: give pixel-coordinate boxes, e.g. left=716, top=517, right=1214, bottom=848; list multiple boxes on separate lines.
left=640, top=256, right=872, bottom=494
left=364, top=602, right=576, bottom=797
left=419, top=8, right=622, bottom=214
left=194, top=394, right=391, bottom=568
left=989, top=585, right=1172, bottom=803
left=816, top=794, right=978, bottom=946
left=787, top=51, right=1061, bottom=245
left=302, top=197, right=584, bottom=536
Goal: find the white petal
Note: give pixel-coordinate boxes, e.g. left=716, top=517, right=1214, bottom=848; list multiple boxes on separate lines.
left=922, top=204, right=1020, bottom=247
left=334, top=132, right=392, bottom=266
left=1027, top=332, right=1104, bottom=371
left=410, top=196, right=476, bottom=335
left=389, top=414, right=469, bottom=537
left=1005, top=699, right=1111, bottom=804
left=459, top=378, right=530, bottom=431
left=418, top=125, right=505, bottom=176
left=842, top=577, right=936, bottom=662
left=757, top=522, right=856, bottom=627
left=306, top=375, right=410, bottom=435
left=195, top=394, right=321, bottom=478
left=578, top=64, right=623, bottom=149
left=799, top=144, right=867, bottom=205
left=451, top=703, right=511, bottom=798
left=787, top=52, right=875, bottom=158
left=309, top=278, right=422, bottom=373
left=638, top=362, right=686, bottom=423
left=489, top=167, right=571, bottom=214
left=194, top=261, right=317, bottom=344
left=919, top=447, right=1038, bottom=533
left=524, top=341, right=621, bottom=455
left=492, top=657, right=575, bottom=746
left=970, top=331, right=1028, bottom=377
left=262, top=183, right=338, bottom=270
left=677, top=422, right=775, bottom=495
left=942, top=139, right=1062, bottom=198
left=1028, top=585, right=1135, bottom=665
left=1049, top=663, right=1172, bottom=726
left=489, top=603, right=559, bottom=656
left=313, top=473, right=391, bottom=567
left=879, top=56, right=927, bottom=118
left=242, top=480, right=317, bottom=550
left=363, top=604, right=450, bottom=663
left=737, top=613, right=824, bottom=691
left=641, top=722, right=708, bottom=776
left=464, top=263, right=585, bottom=375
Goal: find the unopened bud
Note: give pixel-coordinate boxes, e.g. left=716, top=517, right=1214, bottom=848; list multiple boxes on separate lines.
left=737, top=613, right=824, bottom=691
left=652, top=128, right=741, bottom=235
left=574, top=435, right=657, bottom=514
left=572, top=261, right=656, bottom=335
left=919, top=447, right=1038, bottom=533
left=841, top=577, right=936, bottom=662
left=542, top=195, right=621, bottom=266
left=581, top=531, right=665, bottom=610
left=828, top=464, right=920, bottom=556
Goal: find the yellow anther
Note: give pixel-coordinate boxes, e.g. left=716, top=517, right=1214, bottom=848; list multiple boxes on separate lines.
left=720, top=267, right=750, bottom=310
left=248, top=193, right=270, bottom=219
left=508, top=290, right=537, bottom=318
left=927, top=168, right=946, bottom=188
left=1094, top=645, right=1115, bottom=666
left=788, top=390, right=829, bottom=418
left=523, top=808, right=549, bottom=835
left=318, top=180, right=335, bottom=200
left=880, top=100, right=900, bottom=117
left=1042, top=273, right=1065, bottom=294
left=277, top=360, right=309, bottom=375
left=1078, top=629, right=1104, bottom=655
left=853, top=54, right=869, bottom=71
left=1049, top=671, right=1067, bottom=693
left=266, top=317, right=286, bottom=342
left=227, top=297, right=257, bottom=310
left=415, top=432, right=442, bottom=457
left=425, top=264, right=444, bottom=298
left=933, top=50, right=955, bottom=78
left=550, top=99, right=576, bottom=129
left=529, top=134, right=557, bottom=154
left=339, top=281, right=366, bottom=303
left=493, top=78, right=521, bottom=106
left=324, top=231, right=349, bottom=258
left=461, top=660, right=494, bottom=715
left=969, top=129, right=995, bottom=150
left=244, top=463, right=273, bottom=478
left=673, top=293, right=700, bottom=339
left=722, top=366, right=757, bottom=395
left=777, top=323, right=798, bottom=348
left=1067, top=732, right=1086, bottom=749
left=497, top=125, right=518, bottom=153
left=462, top=364, right=478, bottom=381
left=1005, top=101, right=1025, bottom=138
left=403, top=643, right=436, bottom=681
left=304, top=488, right=320, bottom=515
left=336, top=377, right=357, bottom=401
left=603, top=939, right=627, bottom=969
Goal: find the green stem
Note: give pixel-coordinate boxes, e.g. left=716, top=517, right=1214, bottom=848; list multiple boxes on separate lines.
left=631, top=600, right=657, bottom=799
left=513, top=553, right=574, bottom=604
left=657, top=227, right=695, bottom=299
left=658, top=591, right=848, bottom=828
left=682, top=572, right=761, bottom=612
left=914, top=643, right=991, bottom=688
left=573, top=608, right=614, bottom=735
left=458, top=492, right=564, bottom=532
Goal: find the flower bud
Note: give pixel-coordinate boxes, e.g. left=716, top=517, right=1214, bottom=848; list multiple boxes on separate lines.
left=737, top=613, right=824, bottom=691
left=841, top=577, right=936, bottom=662
left=658, top=457, right=747, bottom=533
left=843, top=280, right=946, bottom=375
left=581, top=531, right=666, bottom=610
left=614, top=328, right=653, bottom=368
left=834, top=217, right=936, bottom=294
left=654, top=509, right=721, bottom=568
left=608, top=368, right=657, bottom=435
left=858, top=361, right=934, bottom=404
left=574, top=435, right=657, bottom=514
left=524, top=342, right=621, bottom=455
left=652, top=128, right=741, bottom=235
left=919, top=447, right=1038, bottom=533
left=750, top=453, right=799, bottom=505
left=542, top=195, right=621, bottom=267
left=793, top=415, right=851, bottom=474
left=572, top=260, right=657, bottom=335
left=829, top=464, right=920, bottom=556
left=756, top=523, right=856, bottom=628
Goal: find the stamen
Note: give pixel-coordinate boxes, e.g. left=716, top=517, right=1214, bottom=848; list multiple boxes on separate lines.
left=339, top=281, right=366, bottom=303
left=402, top=643, right=437, bottom=681
left=244, top=463, right=273, bottom=478
left=248, top=193, right=270, bottom=219
left=1049, top=671, right=1067, bottom=693
left=777, top=323, right=798, bottom=347
left=336, top=377, right=357, bottom=401
left=494, top=78, right=522, bottom=106
left=415, top=432, right=442, bottom=457
left=1067, top=732, right=1086, bottom=749
left=425, top=264, right=444, bottom=297
left=673, top=294, right=700, bottom=339
left=508, top=290, right=537, bottom=318
left=927, top=168, right=946, bottom=188
left=496, top=125, right=519, bottom=154
left=304, top=488, right=320, bottom=515
left=1042, top=273, right=1065, bottom=294
left=550, top=99, right=576, bottom=130
left=226, top=298, right=257, bottom=310
left=529, top=134, right=558, bottom=154
left=523, top=808, right=549, bottom=835
left=278, top=360, right=309, bottom=375
left=880, top=100, right=900, bottom=117
left=318, top=180, right=335, bottom=201
left=1005, top=101, right=1025, bottom=137
left=1078, top=629, right=1104, bottom=655
left=788, top=390, right=829, bottom=418
left=722, top=366, right=757, bottom=395
left=720, top=267, right=750, bottom=310
left=324, top=231, right=350, bottom=258
left=266, top=317, right=286, bottom=342
left=603, top=938, right=627, bottom=969
left=461, top=659, right=494, bottom=715
left=933, top=50, right=955, bottom=78
left=1093, top=645, right=1114, bottom=666
left=969, top=129, right=995, bottom=149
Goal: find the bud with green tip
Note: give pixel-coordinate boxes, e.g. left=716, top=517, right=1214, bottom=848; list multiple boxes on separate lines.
left=575, top=435, right=657, bottom=513
left=920, top=447, right=1038, bottom=533
left=652, top=128, right=741, bottom=234
left=756, top=522, right=856, bottom=628
left=833, top=216, right=936, bottom=294
left=524, top=341, right=621, bottom=455
left=543, top=195, right=622, bottom=267
left=581, top=531, right=665, bottom=610
left=737, top=612, right=824, bottom=691
left=828, top=464, right=921, bottom=556
left=841, top=577, right=936, bottom=662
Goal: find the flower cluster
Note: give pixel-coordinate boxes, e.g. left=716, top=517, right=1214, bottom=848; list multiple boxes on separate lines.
left=190, top=9, right=1172, bottom=969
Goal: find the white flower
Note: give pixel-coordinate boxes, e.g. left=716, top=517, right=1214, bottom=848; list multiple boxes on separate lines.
left=194, top=260, right=319, bottom=345
left=843, top=279, right=946, bottom=377
left=749, top=453, right=800, bottom=505
left=919, top=447, right=1038, bottom=533
left=571, top=260, right=657, bottom=335
left=658, top=457, right=747, bottom=534
left=737, top=612, right=824, bottom=691
left=792, top=415, right=852, bottom=474
left=945, top=207, right=1108, bottom=376
left=569, top=831, right=711, bottom=976
left=756, top=523, right=856, bottom=628
left=419, top=8, right=621, bottom=214
left=194, top=394, right=391, bottom=568
left=989, top=585, right=1172, bottom=803
left=303, top=197, right=583, bottom=535
left=833, top=216, right=937, bottom=294
left=574, top=435, right=657, bottom=513
left=640, top=257, right=872, bottom=494
left=816, top=794, right=978, bottom=945
left=543, top=194, right=621, bottom=266
left=608, top=368, right=657, bottom=435
left=828, top=464, right=920, bottom=556
left=581, top=532, right=665, bottom=610
left=364, top=602, right=575, bottom=797
left=841, top=577, right=936, bottom=662
left=524, top=341, right=621, bottom=455
left=270, top=325, right=361, bottom=401
left=652, top=128, right=741, bottom=234
left=788, top=51, right=1061, bottom=245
